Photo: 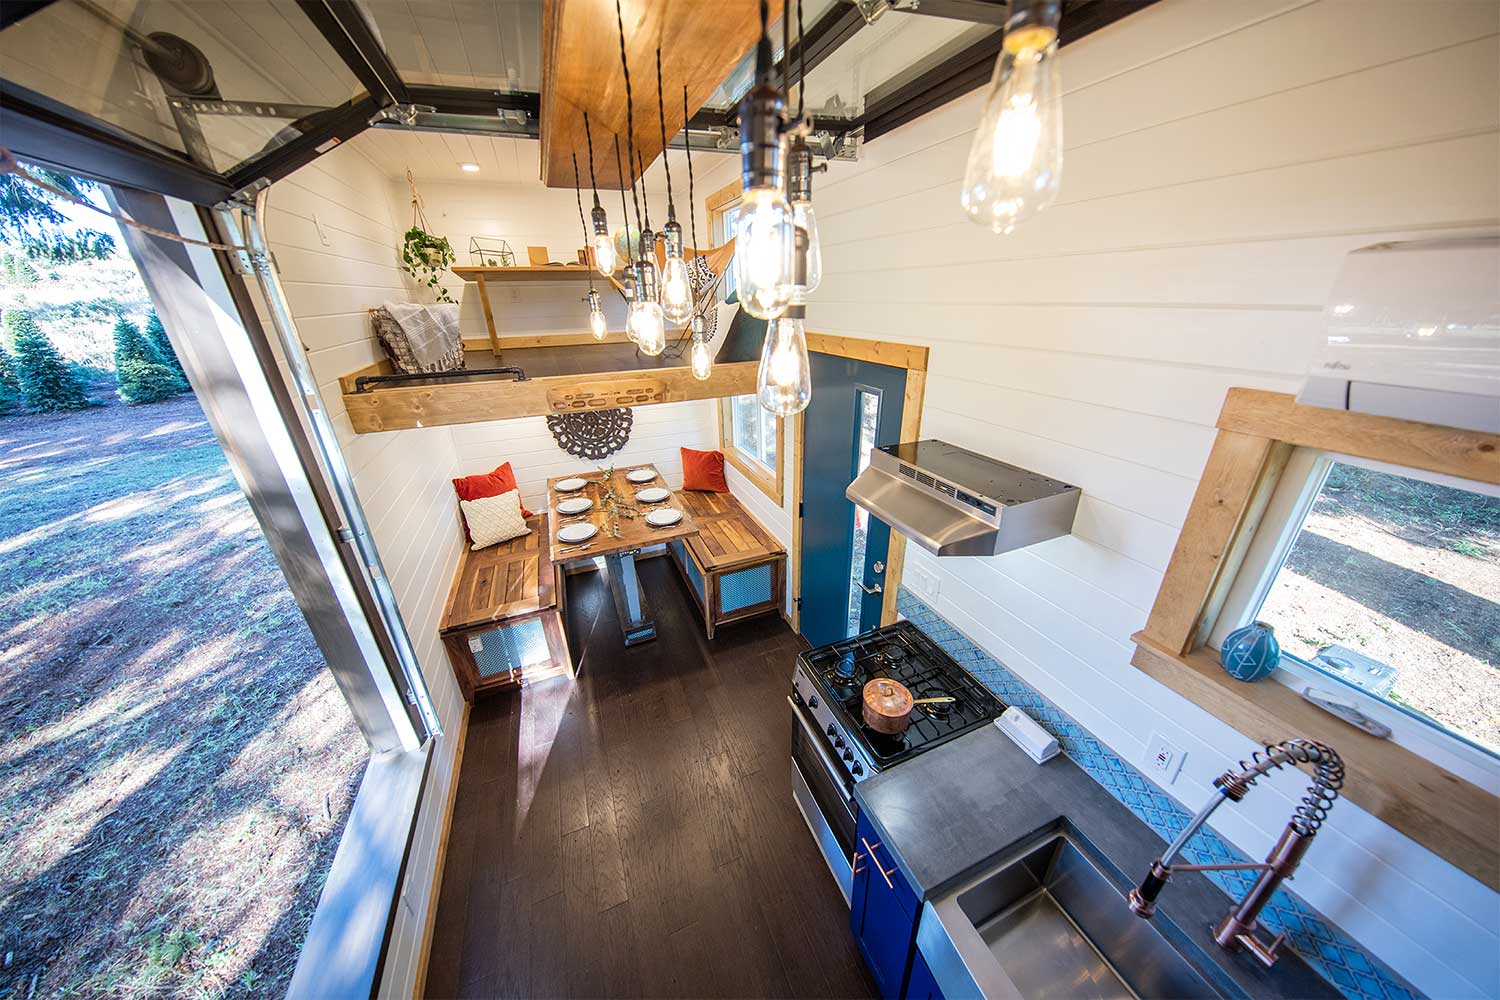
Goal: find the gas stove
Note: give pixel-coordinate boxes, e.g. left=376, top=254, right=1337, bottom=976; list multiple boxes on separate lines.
left=791, top=620, right=1006, bottom=784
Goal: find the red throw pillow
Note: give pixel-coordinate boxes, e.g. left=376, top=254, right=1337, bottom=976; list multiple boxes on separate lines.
left=453, top=462, right=533, bottom=540
left=681, top=447, right=729, bottom=493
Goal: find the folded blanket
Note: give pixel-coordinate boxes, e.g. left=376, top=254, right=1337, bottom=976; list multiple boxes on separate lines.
left=373, top=303, right=464, bottom=374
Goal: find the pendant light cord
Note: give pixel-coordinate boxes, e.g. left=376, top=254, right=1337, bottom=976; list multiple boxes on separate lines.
left=637, top=150, right=650, bottom=234
left=682, top=86, right=698, bottom=262
left=782, top=0, right=790, bottom=99
left=614, top=0, right=644, bottom=240
left=571, top=153, right=595, bottom=293
left=583, top=111, right=602, bottom=210
left=756, top=0, right=771, bottom=84
left=613, top=133, right=633, bottom=265
left=797, top=0, right=806, bottom=120
left=655, top=48, right=676, bottom=220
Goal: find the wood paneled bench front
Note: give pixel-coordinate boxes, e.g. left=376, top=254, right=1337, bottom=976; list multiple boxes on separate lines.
left=668, top=491, right=787, bottom=639
left=439, top=514, right=571, bottom=701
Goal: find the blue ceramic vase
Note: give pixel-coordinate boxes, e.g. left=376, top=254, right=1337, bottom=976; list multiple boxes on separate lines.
left=1220, top=621, right=1281, bottom=682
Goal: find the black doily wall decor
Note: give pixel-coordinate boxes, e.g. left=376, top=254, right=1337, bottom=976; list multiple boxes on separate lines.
left=546, top=408, right=634, bottom=460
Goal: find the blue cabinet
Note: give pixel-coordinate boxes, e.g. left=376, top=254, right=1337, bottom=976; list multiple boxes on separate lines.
left=904, top=947, right=943, bottom=1000
left=851, top=812, right=931, bottom=1000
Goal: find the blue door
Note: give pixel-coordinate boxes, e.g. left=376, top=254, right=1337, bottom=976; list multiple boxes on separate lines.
left=799, top=352, right=906, bottom=647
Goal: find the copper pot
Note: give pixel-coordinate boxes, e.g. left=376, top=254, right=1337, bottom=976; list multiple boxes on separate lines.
left=863, top=679, right=915, bottom=734
left=862, top=679, right=958, bottom=734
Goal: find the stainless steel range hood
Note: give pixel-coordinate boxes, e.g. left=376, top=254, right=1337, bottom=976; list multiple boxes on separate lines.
left=846, top=440, right=1080, bottom=557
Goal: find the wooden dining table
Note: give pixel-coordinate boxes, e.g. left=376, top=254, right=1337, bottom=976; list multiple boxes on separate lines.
left=545, top=463, right=699, bottom=645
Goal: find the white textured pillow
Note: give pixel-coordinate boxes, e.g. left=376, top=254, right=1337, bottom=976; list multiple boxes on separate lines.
left=460, top=489, right=530, bottom=550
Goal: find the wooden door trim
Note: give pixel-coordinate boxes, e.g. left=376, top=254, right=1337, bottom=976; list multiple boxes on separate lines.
left=792, top=333, right=928, bottom=634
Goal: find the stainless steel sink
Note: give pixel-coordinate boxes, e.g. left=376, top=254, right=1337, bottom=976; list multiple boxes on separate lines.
left=918, top=833, right=1229, bottom=1000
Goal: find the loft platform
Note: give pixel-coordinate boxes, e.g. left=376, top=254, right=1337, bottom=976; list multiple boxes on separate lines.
left=339, top=335, right=756, bottom=433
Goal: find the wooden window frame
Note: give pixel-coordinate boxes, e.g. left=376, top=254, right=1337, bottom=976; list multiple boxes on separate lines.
left=706, top=178, right=742, bottom=303
left=1133, top=387, right=1499, bottom=889
left=717, top=394, right=785, bottom=505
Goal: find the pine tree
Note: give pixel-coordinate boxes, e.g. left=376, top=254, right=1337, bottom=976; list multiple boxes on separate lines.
left=5, top=310, right=91, bottom=412
left=0, top=340, right=20, bottom=412
left=144, top=311, right=186, bottom=381
left=113, top=316, right=185, bottom=404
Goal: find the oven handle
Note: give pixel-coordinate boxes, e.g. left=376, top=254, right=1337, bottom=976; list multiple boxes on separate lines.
left=787, top=695, right=852, bottom=790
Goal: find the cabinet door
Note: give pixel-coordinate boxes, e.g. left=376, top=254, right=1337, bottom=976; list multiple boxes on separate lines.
left=904, top=947, right=944, bottom=1000
left=853, top=815, right=918, bottom=1000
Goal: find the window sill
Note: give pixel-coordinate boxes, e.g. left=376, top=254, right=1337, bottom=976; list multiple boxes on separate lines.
left=1130, top=631, right=1498, bottom=891
left=723, top=446, right=783, bottom=505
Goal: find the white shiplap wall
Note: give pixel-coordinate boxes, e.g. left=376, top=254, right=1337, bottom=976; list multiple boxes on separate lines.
left=251, top=141, right=470, bottom=1000
left=799, top=1, right=1499, bottom=997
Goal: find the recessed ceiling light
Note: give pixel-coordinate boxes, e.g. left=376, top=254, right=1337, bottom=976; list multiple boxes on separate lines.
left=460, top=162, right=480, bottom=172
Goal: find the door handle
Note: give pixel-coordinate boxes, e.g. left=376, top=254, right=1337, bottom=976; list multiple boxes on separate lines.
left=857, top=581, right=883, bottom=595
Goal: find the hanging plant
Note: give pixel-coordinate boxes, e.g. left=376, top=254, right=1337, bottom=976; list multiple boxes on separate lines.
left=401, top=227, right=455, bottom=303
left=401, top=169, right=456, bottom=304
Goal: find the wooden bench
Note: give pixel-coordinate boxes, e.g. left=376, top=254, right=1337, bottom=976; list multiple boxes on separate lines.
left=668, top=491, right=787, bottom=639
left=439, top=513, right=571, bottom=700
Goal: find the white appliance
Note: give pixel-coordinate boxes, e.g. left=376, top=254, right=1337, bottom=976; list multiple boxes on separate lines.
left=1299, top=236, right=1500, bottom=435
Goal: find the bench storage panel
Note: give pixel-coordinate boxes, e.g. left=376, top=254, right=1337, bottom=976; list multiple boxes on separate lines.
left=440, top=514, right=570, bottom=700
left=669, top=491, right=787, bottom=639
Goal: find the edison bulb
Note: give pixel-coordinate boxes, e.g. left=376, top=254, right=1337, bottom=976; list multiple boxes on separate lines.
left=592, top=233, right=617, bottom=275
left=734, top=185, right=797, bottom=319
left=757, top=312, right=811, bottom=416
left=589, top=305, right=608, bottom=340
left=625, top=301, right=644, bottom=344
left=661, top=256, right=693, bottom=323
left=690, top=337, right=712, bottom=381
left=959, top=27, right=1062, bottom=235
left=631, top=301, right=666, bottom=356
left=791, top=203, right=822, bottom=300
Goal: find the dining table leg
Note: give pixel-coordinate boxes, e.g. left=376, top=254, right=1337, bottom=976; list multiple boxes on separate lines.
left=604, top=549, right=657, bottom=645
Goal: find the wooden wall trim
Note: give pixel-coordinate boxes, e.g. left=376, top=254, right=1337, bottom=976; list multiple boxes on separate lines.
left=1133, top=635, right=1498, bottom=891
left=1135, top=388, right=1500, bottom=889
left=882, top=369, right=927, bottom=626
left=705, top=178, right=743, bottom=214
left=1218, top=388, right=1499, bottom=484
left=411, top=702, right=471, bottom=1000
left=806, top=332, right=929, bottom=372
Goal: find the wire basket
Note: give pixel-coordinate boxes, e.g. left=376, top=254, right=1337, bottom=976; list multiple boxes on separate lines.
left=469, top=236, right=516, bottom=267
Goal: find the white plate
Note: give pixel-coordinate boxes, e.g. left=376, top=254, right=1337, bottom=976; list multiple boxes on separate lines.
left=635, top=486, right=670, bottom=504
left=645, top=508, right=683, bottom=528
left=556, top=497, right=594, bottom=515
left=555, top=477, right=588, bottom=492
left=557, top=522, right=598, bottom=544
left=626, top=468, right=657, bottom=483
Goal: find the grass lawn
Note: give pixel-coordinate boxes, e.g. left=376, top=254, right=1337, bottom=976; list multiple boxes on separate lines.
left=0, top=395, right=366, bottom=999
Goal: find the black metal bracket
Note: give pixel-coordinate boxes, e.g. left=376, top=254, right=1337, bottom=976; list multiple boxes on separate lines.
left=295, top=0, right=409, bottom=107
left=353, top=366, right=529, bottom=394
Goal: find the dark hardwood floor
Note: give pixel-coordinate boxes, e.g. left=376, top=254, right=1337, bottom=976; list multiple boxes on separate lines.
left=423, top=556, right=877, bottom=999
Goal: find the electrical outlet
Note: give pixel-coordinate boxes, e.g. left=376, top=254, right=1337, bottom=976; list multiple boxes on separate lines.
left=908, top=566, right=940, bottom=599
left=1145, top=732, right=1186, bottom=784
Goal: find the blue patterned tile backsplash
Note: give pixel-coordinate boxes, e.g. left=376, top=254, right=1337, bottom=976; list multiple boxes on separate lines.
left=896, top=587, right=1422, bottom=1000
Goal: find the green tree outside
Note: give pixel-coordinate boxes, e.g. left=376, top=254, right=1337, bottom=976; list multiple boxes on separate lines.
left=0, top=340, right=20, bottom=411
left=0, top=167, right=116, bottom=264
left=5, top=309, right=91, bottom=412
left=144, top=311, right=186, bottom=381
left=113, top=316, right=185, bottom=405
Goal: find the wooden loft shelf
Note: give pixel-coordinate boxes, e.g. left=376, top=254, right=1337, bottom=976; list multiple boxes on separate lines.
left=450, top=265, right=596, bottom=283
left=338, top=337, right=757, bottom=433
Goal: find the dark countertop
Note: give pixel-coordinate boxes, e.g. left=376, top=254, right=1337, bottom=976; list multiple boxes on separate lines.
left=853, top=724, right=1340, bottom=1000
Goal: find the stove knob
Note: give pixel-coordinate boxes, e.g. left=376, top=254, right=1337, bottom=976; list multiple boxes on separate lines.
left=851, top=762, right=864, bottom=776
left=790, top=687, right=802, bottom=704
left=809, top=696, right=819, bottom=709
left=833, top=737, right=845, bottom=750
left=842, top=749, right=854, bottom=762
left=826, top=724, right=837, bottom=737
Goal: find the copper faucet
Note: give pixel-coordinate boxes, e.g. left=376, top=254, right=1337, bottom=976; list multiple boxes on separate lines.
left=1127, top=739, right=1345, bottom=968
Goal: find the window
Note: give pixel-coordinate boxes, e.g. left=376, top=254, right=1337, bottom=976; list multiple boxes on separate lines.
left=1214, top=448, right=1500, bottom=770
left=718, top=394, right=783, bottom=503
left=717, top=202, right=741, bottom=303
left=707, top=180, right=742, bottom=305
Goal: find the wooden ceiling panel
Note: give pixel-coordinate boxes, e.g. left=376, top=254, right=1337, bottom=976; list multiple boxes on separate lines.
left=539, top=0, right=780, bottom=189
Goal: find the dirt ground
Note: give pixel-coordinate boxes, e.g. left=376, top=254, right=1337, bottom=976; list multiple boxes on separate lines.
left=1260, top=464, right=1500, bottom=751
left=0, top=396, right=367, bottom=999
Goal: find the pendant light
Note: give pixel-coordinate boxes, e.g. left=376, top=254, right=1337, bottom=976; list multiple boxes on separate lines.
left=613, top=132, right=639, bottom=343
left=757, top=225, right=811, bottom=415
left=734, top=0, right=796, bottom=320
left=631, top=148, right=666, bottom=357
left=959, top=0, right=1063, bottom=235
left=583, top=112, right=616, bottom=276
left=573, top=152, right=610, bottom=340
left=656, top=48, right=693, bottom=324
left=683, top=84, right=712, bottom=382
left=786, top=0, right=821, bottom=301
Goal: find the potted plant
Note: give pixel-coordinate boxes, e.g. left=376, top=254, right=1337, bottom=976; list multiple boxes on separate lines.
left=401, top=226, right=455, bottom=304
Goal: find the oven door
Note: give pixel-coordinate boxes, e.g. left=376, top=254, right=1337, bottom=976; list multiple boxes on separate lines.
left=789, top=695, right=858, bottom=903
